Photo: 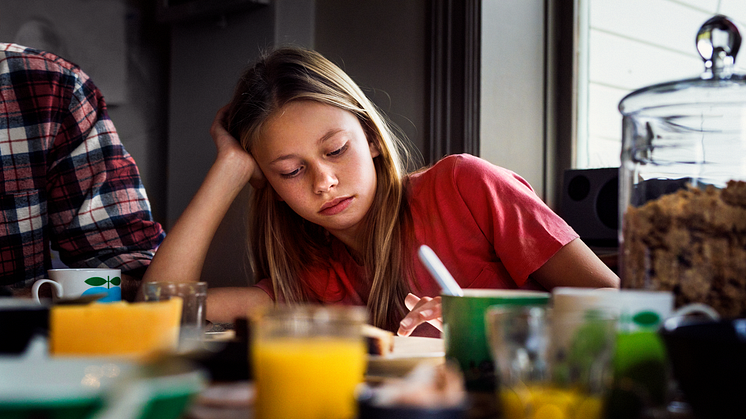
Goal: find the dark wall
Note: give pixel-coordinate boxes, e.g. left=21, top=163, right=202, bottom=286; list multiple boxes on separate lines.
left=167, top=5, right=278, bottom=288
left=315, top=0, right=428, bottom=154
left=113, top=0, right=170, bottom=224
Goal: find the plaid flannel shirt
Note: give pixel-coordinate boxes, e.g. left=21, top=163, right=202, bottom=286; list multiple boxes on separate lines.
left=0, top=43, right=165, bottom=290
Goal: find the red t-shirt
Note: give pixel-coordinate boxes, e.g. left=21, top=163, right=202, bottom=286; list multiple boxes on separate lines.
left=254, top=154, right=578, bottom=308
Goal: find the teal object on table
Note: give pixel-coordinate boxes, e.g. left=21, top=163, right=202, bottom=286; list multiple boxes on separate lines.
left=0, top=399, right=103, bottom=419
left=0, top=339, right=207, bottom=419
left=135, top=360, right=207, bottom=419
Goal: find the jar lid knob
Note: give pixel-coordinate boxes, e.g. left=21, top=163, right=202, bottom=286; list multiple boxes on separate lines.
left=697, top=14, right=741, bottom=77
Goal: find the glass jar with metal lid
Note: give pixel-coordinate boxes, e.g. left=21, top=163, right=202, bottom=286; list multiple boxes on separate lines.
left=618, top=15, right=746, bottom=318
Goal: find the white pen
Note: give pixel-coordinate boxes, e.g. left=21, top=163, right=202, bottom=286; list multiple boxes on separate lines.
left=418, top=245, right=464, bottom=296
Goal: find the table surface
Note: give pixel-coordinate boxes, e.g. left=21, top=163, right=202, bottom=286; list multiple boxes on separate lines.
left=184, top=382, right=502, bottom=419
left=184, top=332, right=698, bottom=419
left=185, top=334, right=501, bottom=419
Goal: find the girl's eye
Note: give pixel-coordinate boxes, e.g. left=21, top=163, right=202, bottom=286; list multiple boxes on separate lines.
left=281, top=167, right=302, bottom=178
left=328, top=143, right=349, bottom=157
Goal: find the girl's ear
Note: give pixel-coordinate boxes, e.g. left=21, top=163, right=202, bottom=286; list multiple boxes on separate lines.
left=368, top=139, right=381, bottom=158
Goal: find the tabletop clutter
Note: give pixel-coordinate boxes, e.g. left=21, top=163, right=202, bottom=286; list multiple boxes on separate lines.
left=2, top=276, right=744, bottom=419
left=0, top=277, right=215, bottom=419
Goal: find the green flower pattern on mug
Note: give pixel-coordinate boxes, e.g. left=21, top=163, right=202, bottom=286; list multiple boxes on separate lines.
left=632, top=311, right=661, bottom=328
left=85, top=276, right=122, bottom=289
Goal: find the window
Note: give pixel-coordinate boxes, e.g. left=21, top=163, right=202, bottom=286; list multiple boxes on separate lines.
left=575, top=0, right=746, bottom=169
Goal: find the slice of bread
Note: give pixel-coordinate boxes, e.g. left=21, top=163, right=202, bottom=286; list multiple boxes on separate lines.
left=362, top=324, right=394, bottom=356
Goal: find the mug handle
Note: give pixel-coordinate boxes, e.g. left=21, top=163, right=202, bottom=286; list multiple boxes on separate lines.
left=663, top=302, right=721, bottom=331
left=31, top=279, right=63, bottom=304
left=671, top=303, right=721, bottom=320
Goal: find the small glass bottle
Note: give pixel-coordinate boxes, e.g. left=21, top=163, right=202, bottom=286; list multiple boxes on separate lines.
left=618, top=15, right=746, bottom=318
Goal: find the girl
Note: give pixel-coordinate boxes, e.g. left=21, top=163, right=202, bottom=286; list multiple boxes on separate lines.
left=143, top=47, right=618, bottom=337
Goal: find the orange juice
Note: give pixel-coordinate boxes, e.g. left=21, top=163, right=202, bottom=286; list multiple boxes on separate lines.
left=499, top=385, right=604, bottom=419
left=253, top=337, right=367, bottom=419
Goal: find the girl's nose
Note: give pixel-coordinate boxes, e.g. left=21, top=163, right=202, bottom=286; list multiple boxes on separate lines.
left=313, top=165, right=338, bottom=194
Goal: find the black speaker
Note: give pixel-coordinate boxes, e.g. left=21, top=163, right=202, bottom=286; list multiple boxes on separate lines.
left=559, top=168, right=619, bottom=248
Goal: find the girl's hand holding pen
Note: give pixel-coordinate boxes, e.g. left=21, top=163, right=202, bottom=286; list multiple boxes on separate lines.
left=397, top=293, right=443, bottom=337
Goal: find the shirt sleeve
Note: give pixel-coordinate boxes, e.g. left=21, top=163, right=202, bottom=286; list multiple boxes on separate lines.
left=253, top=278, right=276, bottom=301
left=449, top=155, right=578, bottom=285
left=46, top=67, right=165, bottom=276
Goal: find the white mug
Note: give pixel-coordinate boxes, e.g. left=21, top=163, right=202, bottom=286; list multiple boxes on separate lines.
left=32, top=268, right=121, bottom=303
left=551, top=287, right=720, bottom=331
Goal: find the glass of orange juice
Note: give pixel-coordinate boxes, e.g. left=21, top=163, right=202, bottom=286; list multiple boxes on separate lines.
left=251, top=305, right=368, bottom=419
left=486, top=305, right=617, bottom=419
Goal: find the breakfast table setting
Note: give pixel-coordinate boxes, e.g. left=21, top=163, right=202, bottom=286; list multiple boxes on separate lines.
left=1, top=249, right=743, bottom=419
left=3, top=12, right=746, bottom=419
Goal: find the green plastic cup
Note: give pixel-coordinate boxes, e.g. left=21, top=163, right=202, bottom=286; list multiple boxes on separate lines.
left=441, top=289, right=550, bottom=391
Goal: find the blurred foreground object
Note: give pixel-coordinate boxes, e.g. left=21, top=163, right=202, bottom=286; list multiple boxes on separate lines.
left=357, top=362, right=467, bottom=419
left=487, top=305, right=617, bottom=419
left=362, top=324, right=394, bottom=356
left=251, top=305, right=367, bottom=419
left=50, top=299, right=182, bottom=358
left=660, top=316, right=746, bottom=419
left=0, top=297, right=49, bottom=355
left=0, top=332, right=206, bottom=419
left=143, top=282, right=207, bottom=341
left=441, top=289, right=550, bottom=391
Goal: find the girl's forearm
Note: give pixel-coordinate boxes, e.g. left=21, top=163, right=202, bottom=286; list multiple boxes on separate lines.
left=531, top=238, right=620, bottom=290
left=143, top=151, right=253, bottom=284
left=206, top=286, right=273, bottom=323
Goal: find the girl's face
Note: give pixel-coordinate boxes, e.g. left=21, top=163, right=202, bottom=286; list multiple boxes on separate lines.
left=253, top=100, right=381, bottom=244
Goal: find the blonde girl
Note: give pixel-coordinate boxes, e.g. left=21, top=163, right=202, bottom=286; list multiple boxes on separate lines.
left=143, top=47, right=618, bottom=336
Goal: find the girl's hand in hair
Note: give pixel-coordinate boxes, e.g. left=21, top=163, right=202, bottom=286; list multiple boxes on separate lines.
left=210, top=105, right=266, bottom=189
left=397, top=293, right=443, bottom=337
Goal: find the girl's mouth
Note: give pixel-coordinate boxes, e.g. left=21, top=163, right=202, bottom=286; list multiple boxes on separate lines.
left=319, top=197, right=353, bottom=215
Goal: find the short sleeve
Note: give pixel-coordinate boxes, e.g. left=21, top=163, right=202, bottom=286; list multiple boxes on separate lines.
left=408, top=154, right=578, bottom=289
left=449, top=155, right=577, bottom=283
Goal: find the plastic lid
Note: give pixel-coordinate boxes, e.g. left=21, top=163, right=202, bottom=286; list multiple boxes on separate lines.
left=619, top=15, right=746, bottom=115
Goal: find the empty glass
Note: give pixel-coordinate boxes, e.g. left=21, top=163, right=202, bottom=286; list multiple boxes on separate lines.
left=486, top=306, right=617, bottom=419
left=143, top=281, right=207, bottom=342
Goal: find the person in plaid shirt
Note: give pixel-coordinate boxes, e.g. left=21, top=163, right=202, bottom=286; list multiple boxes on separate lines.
left=0, top=43, right=165, bottom=299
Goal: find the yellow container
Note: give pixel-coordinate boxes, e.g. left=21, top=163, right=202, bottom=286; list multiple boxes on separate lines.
left=50, top=299, right=182, bottom=359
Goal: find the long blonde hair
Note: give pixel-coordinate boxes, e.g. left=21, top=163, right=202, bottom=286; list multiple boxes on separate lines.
left=226, top=47, right=418, bottom=330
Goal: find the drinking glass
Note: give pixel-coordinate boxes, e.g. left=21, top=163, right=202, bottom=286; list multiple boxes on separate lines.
left=252, top=305, right=367, bottom=419
left=143, top=281, right=207, bottom=341
left=486, top=305, right=617, bottom=419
